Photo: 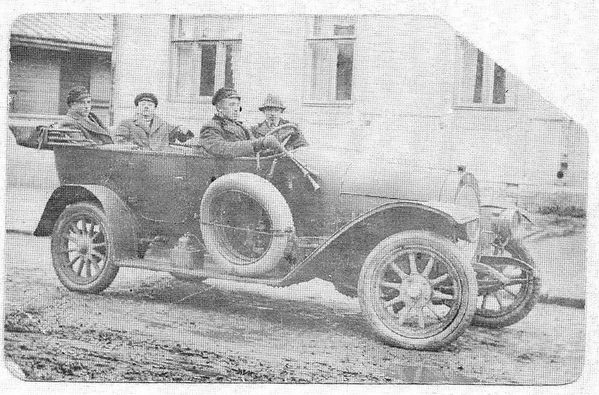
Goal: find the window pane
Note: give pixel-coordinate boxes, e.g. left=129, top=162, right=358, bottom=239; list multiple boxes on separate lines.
left=177, top=16, right=196, bottom=39
left=336, top=42, right=353, bottom=100
left=492, top=63, right=506, bottom=104
left=334, top=24, right=355, bottom=36
left=473, top=50, right=484, bottom=103
left=176, top=43, right=196, bottom=99
left=199, top=44, right=216, bottom=96
left=313, top=15, right=357, bottom=37
left=309, top=41, right=336, bottom=101
left=224, top=44, right=234, bottom=89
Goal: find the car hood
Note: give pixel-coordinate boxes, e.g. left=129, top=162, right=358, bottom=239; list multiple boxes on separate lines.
left=290, top=145, right=457, bottom=203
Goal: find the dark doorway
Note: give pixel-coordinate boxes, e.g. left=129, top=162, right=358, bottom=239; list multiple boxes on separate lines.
left=59, top=50, right=93, bottom=115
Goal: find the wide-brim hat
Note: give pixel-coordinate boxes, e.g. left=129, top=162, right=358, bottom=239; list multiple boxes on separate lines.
left=259, top=94, right=286, bottom=111
left=212, top=87, right=241, bottom=106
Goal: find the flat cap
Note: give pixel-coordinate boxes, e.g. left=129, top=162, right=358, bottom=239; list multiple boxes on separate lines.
left=134, top=92, right=158, bottom=107
left=66, top=86, right=91, bottom=105
left=212, top=87, right=241, bottom=106
left=259, top=94, right=286, bottom=111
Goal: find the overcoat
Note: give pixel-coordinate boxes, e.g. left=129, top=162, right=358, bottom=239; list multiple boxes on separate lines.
left=114, top=115, right=190, bottom=150
left=55, top=109, right=113, bottom=144
left=199, top=115, right=257, bottom=158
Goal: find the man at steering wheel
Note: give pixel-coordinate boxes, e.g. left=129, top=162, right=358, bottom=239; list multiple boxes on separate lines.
left=198, top=88, right=286, bottom=158
left=251, top=94, right=308, bottom=150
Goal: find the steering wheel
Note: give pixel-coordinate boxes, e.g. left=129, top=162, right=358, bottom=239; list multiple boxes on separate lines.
left=265, top=123, right=300, bottom=149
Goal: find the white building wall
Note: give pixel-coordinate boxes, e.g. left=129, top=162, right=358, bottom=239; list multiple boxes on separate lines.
left=111, top=15, right=173, bottom=124
left=111, top=14, right=588, bottom=209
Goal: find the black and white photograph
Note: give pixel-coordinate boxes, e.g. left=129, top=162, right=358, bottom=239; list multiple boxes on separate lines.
left=1, top=1, right=596, bottom=391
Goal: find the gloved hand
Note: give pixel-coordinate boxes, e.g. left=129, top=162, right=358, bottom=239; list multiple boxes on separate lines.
left=176, top=127, right=194, bottom=142
left=277, top=127, right=299, bottom=142
left=254, top=135, right=284, bottom=153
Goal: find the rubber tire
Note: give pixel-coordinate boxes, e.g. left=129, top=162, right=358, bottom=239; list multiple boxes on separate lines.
left=472, top=239, right=541, bottom=328
left=50, top=202, right=119, bottom=293
left=358, top=230, right=478, bottom=350
left=200, top=172, right=294, bottom=277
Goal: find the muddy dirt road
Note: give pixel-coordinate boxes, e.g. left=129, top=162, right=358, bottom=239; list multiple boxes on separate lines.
left=3, top=233, right=585, bottom=384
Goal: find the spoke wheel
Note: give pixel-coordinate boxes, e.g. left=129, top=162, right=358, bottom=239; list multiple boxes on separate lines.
left=51, top=202, right=119, bottom=293
left=473, top=239, right=541, bottom=328
left=200, top=173, right=294, bottom=277
left=359, top=230, right=477, bottom=350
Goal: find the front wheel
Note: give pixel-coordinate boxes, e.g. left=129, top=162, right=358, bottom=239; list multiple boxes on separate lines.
left=473, top=239, right=541, bottom=328
left=358, top=230, right=478, bottom=350
left=50, top=202, right=119, bottom=293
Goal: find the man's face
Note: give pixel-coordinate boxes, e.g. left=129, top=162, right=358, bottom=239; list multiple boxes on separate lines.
left=262, top=107, right=283, bottom=125
left=137, top=99, right=156, bottom=119
left=217, top=97, right=241, bottom=120
left=70, top=97, right=92, bottom=117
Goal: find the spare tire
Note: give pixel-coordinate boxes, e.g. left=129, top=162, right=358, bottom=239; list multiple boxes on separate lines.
left=200, top=172, right=294, bottom=277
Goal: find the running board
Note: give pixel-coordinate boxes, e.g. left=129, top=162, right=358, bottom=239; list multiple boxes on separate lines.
left=117, top=257, right=283, bottom=286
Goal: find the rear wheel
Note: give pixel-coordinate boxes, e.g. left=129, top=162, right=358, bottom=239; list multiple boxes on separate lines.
left=473, top=239, right=541, bottom=328
left=50, top=202, right=119, bottom=293
left=358, top=230, right=477, bottom=350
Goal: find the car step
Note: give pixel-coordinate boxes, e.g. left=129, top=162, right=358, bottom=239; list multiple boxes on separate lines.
left=117, top=257, right=282, bottom=286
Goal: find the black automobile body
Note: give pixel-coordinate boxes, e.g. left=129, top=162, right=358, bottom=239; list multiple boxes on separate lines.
left=23, top=125, right=540, bottom=350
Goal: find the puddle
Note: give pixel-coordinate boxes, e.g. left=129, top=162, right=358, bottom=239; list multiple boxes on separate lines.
left=383, top=364, right=480, bottom=384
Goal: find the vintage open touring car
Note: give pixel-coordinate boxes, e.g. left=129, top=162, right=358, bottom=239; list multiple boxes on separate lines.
left=21, top=123, right=541, bottom=350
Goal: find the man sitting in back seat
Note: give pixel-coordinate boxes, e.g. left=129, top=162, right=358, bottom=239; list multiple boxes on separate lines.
left=54, top=86, right=113, bottom=145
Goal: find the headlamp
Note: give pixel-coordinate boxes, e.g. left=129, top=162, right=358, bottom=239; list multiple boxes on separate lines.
left=491, top=208, right=521, bottom=240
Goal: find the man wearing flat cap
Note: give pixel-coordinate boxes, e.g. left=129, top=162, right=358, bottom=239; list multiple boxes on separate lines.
left=199, top=87, right=284, bottom=158
left=113, top=92, right=193, bottom=150
left=251, top=94, right=308, bottom=150
left=54, top=86, right=113, bottom=144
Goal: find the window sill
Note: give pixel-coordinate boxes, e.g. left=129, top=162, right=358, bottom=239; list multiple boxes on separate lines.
left=452, top=104, right=517, bottom=112
left=302, top=101, right=354, bottom=108
left=168, top=97, right=214, bottom=105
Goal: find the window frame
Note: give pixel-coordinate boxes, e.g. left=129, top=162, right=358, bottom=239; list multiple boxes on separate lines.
left=303, top=16, right=357, bottom=106
left=169, top=16, right=242, bottom=103
left=453, top=36, right=518, bottom=111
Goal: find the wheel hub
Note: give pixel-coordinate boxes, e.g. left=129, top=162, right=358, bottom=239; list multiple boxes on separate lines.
left=402, top=275, right=432, bottom=308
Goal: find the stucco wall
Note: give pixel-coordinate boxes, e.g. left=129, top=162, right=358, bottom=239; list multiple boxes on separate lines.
left=110, top=14, right=588, bottom=210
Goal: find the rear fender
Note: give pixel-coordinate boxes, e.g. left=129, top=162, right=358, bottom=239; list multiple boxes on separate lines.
left=280, top=201, right=478, bottom=286
left=34, top=185, right=138, bottom=260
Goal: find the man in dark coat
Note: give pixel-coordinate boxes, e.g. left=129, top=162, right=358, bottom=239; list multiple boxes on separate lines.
left=251, top=94, right=308, bottom=150
left=55, top=86, right=113, bottom=144
left=199, top=88, right=283, bottom=158
left=113, top=92, right=193, bottom=150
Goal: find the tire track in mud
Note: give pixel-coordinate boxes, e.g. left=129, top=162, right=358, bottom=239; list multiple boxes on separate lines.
left=4, top=309, right=390, bottom=383
left=4, top=234, right=585, bottom=385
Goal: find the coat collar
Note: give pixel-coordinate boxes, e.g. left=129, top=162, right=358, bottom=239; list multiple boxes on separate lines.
left=134, top=114, right=164, bottom=134
left=213, top=114, right=250, bottom=139
left=213, top=114, right=244, bottom=126
left=67, top=109, right=109, bottom=136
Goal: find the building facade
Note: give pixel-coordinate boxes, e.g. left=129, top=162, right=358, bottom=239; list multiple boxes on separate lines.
left=11, top=14, right=585, bottom=210
left=9, top=14, right=113, bottom=127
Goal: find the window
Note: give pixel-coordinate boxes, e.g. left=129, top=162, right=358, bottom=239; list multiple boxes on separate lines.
left=306, top=16, right=356, bottom=103
left=455, top=37, right=516, bottom=108
left=171, top=16, right=241, bottom=101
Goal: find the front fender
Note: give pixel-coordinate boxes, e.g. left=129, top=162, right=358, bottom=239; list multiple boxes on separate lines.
left=280, top=200, right=478, bottom=286
left=34, top=184, right=138, bottom=260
